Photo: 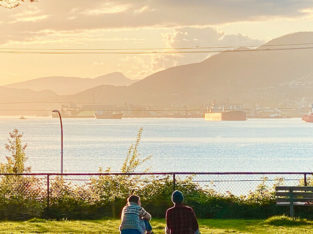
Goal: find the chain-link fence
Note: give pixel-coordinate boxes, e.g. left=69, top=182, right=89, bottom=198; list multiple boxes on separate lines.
left=0, top=172, right=311, bottom=219
left=175, top=172, right=309, bottom=195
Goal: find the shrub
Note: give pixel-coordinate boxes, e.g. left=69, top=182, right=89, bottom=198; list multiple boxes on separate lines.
left=264, top=215, right=312, bottom=226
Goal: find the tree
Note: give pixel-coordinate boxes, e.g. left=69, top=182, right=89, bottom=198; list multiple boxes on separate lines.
left=0, top=129, right=43, bottom=219
left=0, top=0, right=34, bottom=9
left=90, top=128, right=151, bottom=217
left=0, top=129, right=30, bottom=173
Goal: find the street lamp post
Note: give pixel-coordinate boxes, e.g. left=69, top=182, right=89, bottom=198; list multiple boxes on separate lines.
left=52, top=110, right=63, bottom=174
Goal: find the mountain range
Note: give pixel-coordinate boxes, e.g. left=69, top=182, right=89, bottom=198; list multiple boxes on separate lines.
left=69, top=32, right=313, bottom=107
left=2, top=31, right=313, bottom=109
left=6, top=72, right=135, bottom=95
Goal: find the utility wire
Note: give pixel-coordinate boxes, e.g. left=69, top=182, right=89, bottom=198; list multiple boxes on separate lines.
left=2, top=41, right=313, bottom=51
left=1, top=45, right=313, bottom=55
left=0, top=109, right=206, bottom=112
left=0, top=101, right=67, bottom=104
left=0, top=108, right=296, bottom=112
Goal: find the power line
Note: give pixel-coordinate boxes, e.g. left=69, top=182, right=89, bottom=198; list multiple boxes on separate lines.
left=1, top=46, right=313, bottom=55
left=2, top=42, right=313, bottom=51
left=0, top=101, right=66, bottom=104
left=0, top=109, right=207, bottom=112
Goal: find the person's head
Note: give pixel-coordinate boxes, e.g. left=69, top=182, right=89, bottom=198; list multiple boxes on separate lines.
left=171, top=190, right=184, bottom=204
left=127, top=195, right=141, bottom=205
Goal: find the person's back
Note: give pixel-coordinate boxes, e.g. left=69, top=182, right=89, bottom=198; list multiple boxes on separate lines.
left=120, top=202, right=146, bottom=233
left=165, top=190, right=199, bottom=234
left=120, top=195, right=152, bottom=234
left=166, top=204, right=198, bottom=234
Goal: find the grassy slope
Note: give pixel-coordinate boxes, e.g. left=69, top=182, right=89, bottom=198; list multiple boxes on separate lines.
left=1, top=218, right=313, bottom=234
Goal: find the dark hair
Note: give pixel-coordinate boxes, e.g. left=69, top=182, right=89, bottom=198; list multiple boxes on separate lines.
left=127, top=195, right=140, bottom=204
left=172, top=190, right=184, bottom=204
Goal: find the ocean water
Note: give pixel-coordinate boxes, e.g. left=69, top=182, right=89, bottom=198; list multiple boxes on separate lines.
left=0, top=117, right=313, bottom=173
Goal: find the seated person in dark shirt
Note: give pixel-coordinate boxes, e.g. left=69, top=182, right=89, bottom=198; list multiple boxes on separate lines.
left=165, top=190, right=200, bottom=234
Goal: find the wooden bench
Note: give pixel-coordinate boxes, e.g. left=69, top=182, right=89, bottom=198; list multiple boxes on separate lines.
left=276, top=186, right=313, bottom=217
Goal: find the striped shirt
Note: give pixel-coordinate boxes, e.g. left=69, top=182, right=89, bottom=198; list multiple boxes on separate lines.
left=119, top=202, right=150, bottom=233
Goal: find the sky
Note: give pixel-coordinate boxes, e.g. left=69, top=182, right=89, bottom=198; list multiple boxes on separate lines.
left=1, top=0, right=313, bottom=85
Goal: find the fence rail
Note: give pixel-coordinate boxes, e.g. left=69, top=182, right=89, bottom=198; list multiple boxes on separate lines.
left=1, top=172, right=312, bottom=219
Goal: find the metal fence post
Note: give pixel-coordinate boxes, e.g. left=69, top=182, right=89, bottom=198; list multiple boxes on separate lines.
left=173, top=173, right=176, bottom=191
left=304, top=173, right=307, bottom=186
left=290, top=188, right=294, bottom=218
left=47, top=175, right=50, bottom=213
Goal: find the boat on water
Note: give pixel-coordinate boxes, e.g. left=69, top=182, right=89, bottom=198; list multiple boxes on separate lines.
left=95, top=111, right=123, bottom=119
left=205, top=110, right=246, bottom=121
left=302, top=105, right=313, bottom=122
left=303, top=114, right=313, bottom=122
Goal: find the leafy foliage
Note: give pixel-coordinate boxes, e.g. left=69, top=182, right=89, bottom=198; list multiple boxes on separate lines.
left=0, top=0, right=34, bottom=9
left=1, top=129, right=30, bottom=174
left=0, top=129, right=44, bottom=220
left=0, top=129, right=311, bottom=220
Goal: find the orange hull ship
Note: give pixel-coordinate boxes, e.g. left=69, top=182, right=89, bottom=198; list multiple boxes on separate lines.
left=302, top=105, right=313, bottom=122
left=302, top=114, right=313, bottom=123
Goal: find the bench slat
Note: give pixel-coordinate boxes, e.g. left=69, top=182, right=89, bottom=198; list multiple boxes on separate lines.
left=277, top=198, right=313, bottom=202
left=276, top=186, right=313, bottom=191
left=275, top=186, right=313, bottom=217
left=276, top=192, right=313, bottom=198
left=276, top=202, right=313, bottom=206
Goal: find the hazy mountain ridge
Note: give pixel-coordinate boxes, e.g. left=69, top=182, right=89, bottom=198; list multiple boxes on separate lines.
left=68, top=32, right=313, bottom=106
left=6, top=72, right=135, bottom=95
left=2, top=32, right=313, bottom=109
left=0, top=86, right=57, bottom=101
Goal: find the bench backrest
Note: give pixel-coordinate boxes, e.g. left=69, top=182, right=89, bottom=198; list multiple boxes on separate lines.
left=275, top=186, right=313, bottom=217
left=276, top=186, right=313, bottom=204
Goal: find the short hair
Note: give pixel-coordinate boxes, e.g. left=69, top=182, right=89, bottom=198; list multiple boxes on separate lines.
left=172, top=190, right=184, bottom=204
left=127, top=195, right=140, bottom=204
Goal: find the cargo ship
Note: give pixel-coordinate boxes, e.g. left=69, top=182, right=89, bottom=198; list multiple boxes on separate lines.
left=205, top=110, right=246, bottom=121
left=95, top=111, right=123, bottom=119
left=302, top=105, right=313, bottom=123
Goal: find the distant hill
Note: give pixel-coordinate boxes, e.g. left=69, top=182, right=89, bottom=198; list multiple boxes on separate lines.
left=0, top=86, right=57, bottom=101
left=6, top=72, right=135, bottom=95
left=0, top=86, right=61, bottom=115
left=69, top=32, right=313, bottom=107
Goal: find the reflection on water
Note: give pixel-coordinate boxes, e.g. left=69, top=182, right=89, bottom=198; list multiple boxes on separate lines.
left=0, top=117, right=312, bottom=173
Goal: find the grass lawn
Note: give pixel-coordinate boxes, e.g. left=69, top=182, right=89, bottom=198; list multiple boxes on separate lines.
left=1, top=217, right=313, bottom=233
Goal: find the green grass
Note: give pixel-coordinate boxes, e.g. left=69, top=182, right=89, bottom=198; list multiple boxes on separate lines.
left=264, top=215, right=312, bottom=226
left=1, top=216, right=313, bottom=233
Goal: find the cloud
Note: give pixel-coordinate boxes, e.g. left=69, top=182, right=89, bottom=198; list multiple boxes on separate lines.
left=166, top=26, right=263, bottom=49
left=0, top=0, right=309, bottom=81
left=155, top=26, right=263, bottom=69
left=82, top=2, right=130, bottom=16
left=11, top=14, right=48, bottom=23
left=106, top=27, right=263, bottom=79
left=1, top=0, right=313, bottom=43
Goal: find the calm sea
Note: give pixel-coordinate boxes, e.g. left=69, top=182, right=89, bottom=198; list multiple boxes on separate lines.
left=0, top=117, right=313, bottom=173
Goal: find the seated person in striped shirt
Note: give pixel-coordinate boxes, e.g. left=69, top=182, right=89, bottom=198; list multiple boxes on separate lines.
left=165, top=190, right=200, bottom=234
left=120, top=195, right=153, bottom=234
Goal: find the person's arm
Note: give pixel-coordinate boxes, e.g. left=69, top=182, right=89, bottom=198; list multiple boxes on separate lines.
left=190, top=208, right=199, bottom=231
left=139, top=207, right=151, bottom=220
left=120, top=207, right=126, bottom=221
left=165, top=209, right=172, bottom=233
left=119, top=206, right=126, bottom=231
